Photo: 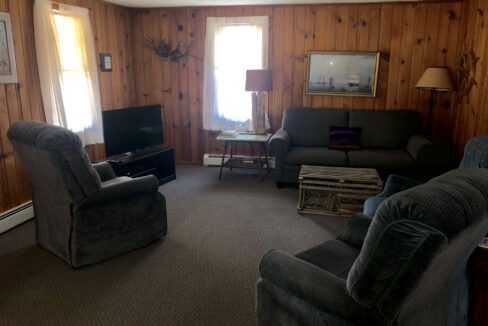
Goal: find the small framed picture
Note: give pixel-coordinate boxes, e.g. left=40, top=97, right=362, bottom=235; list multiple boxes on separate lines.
left=305, top=51, right=380, bottom=97
left=100, top=53, right=112, bottom=72
left=0, top=12, right=18, bottom=84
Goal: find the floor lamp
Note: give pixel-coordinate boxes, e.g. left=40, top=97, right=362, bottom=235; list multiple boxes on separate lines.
left=246, top=69, right=273, bottom=134
left=415, top=67, right=454, bottom=133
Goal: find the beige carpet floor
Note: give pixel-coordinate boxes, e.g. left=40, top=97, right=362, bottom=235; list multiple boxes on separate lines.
left=0, top=165, right=346, bottom=326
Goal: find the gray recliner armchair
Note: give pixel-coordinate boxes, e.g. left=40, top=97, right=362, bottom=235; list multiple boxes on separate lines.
left=256, top=168, right=488, bottom=325
left=7, top=120, right=167, bottom=268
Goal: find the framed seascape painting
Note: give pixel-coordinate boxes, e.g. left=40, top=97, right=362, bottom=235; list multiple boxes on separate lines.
left=0, top=12, right=17, bottom=84
left=305, top=51, right=380, bottom=97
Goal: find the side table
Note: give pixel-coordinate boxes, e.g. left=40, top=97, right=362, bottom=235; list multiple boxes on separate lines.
left=216, top=133, right=271, bottom=181
left=469, top=244, right=488, bottom=325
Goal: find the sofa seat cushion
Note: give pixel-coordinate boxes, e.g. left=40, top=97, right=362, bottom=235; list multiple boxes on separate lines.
left=348, top=149, right=415, bottom=169
left=296, top=240, right=360, bottom=279
left=287, top=147, right=348, bottom=166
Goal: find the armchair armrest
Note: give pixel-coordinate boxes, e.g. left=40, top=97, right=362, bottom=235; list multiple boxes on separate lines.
left=337, top=213, right=373, bottom=249
left=80, top=175, right=159, bottom=207
left=363, top=175, right=421, bottom=216
left=268, top=129, right=291, bottom=163
left=382, top=174, right=422, bottom=196
left=259, top=250, right=371, bottom=322
left=407, top=135, right=452, bottom=168
left=92, top=161, right=117, bottom=182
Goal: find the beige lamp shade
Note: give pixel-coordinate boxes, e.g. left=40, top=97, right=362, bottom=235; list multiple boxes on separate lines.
left=415, top=67, right=454, bottom=91
left=245, top=69, right=273, bottom=92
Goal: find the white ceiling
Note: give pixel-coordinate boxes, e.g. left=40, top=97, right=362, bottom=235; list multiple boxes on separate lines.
left=104, top=0, right=422, bottom=8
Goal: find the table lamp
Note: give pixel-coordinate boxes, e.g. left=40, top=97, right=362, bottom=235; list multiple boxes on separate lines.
left=246, top=69, right=273, bottom=134
left=415, top=67, right=454, bottom=132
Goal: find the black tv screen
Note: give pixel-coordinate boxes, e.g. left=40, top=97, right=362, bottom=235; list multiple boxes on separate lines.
left=102, top=104, right=164, bottom=157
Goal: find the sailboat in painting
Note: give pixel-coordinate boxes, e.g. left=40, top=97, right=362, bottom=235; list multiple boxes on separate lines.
left=345, top=69, right=360, bottom=88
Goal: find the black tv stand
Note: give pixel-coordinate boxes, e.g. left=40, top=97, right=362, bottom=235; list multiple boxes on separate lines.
left=107, top=148, right=176, bottom=185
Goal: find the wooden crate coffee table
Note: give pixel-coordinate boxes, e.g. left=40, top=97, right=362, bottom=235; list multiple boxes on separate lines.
left=298, top=165, right=383, bottom=217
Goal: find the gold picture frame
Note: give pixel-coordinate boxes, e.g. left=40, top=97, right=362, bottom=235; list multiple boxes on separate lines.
left=305, top=51, right=380, bottom=97
left=0, top=12, right=17, bottom=84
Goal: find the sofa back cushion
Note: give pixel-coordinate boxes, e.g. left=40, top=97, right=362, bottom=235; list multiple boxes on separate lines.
left=348, top=110, right=420, bottom=149
left=282, top=108, right=349, bottom=147
left=7, top=120, right=102, bottom=202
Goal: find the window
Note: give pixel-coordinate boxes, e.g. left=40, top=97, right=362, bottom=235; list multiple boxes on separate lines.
left=203, top=16, right=269, bottom=131
left=34, top=0, right=103, bottom=145
left=53, top=14, right=94, bottom=133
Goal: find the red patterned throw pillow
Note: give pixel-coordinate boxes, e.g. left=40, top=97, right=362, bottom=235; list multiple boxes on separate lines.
left=328, top=126, right=362, bottom=150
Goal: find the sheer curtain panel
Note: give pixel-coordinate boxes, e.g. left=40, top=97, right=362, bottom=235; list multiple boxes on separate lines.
left=34, top=0, right=103, bottom=145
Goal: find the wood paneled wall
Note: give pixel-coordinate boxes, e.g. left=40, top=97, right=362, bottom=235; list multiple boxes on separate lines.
left=0, top=0, right=43, bottom=213
left=3, top=0, right=488, bottom=214
left=129, top=2, right=464, bottom=164
left=452, top=0, right=488, bottom=157
left=0, top=0, right=133, bottom=213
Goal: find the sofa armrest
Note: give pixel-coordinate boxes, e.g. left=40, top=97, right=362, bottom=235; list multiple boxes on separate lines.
left=337, top=213, right=373, bottom=249
left=259, top=249, right=371, bottom=322
left=80, top=175, right=159, bottom=208
left=92, top=161, right=117, bottom=182
left=406, top=134, right=431, bottom=160
left=407, top=135, right=452, bottom=168
left=268, top=129, right=291, bottom=163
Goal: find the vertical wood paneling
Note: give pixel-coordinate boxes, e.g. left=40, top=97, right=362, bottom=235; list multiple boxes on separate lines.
left=282, top=6, right=294, bottom=121
left=271, top=6, right=284, bottom=128
left=128, top=2, right=467, bottom=165
left=323, top=7, right=337, bottom=109
left=396, top=5, right=415, bottom=111
left=302, top=7, right=315, bottom=109
left=454, top=0, right=488, bottom=157
left=291, top=6, right=306, bottom=108
left=5, top=0, right=488, bottom=213
left=0, top=0, right=45, bottom=214
left=0, top=0, right=134, bottom=213
left=311, top=7, right=327, bottom=109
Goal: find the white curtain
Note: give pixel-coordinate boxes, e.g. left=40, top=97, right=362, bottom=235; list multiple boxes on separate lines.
left=203, top=16, right=269, bottom=131
left=34, top=0, right=103, bottom=145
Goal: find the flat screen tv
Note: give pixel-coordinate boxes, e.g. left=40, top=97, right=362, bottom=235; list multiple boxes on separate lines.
left=102, top=104, right=164, bottom=157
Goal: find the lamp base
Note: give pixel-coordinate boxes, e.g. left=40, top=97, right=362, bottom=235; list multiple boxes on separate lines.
left=251, top=92, right=268, bottom=134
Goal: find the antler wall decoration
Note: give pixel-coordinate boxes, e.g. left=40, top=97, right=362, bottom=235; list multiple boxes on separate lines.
left=143, top=37, right=192, bottom=62
left=457, top=48, right=479, bottom=104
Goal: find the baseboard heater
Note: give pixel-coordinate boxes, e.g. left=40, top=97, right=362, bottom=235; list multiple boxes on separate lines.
left=0, top=201, right=34, bottom=234
left=203, top=153, right=275, bottom=169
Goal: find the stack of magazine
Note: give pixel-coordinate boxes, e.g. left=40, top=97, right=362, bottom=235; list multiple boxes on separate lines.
left=221, top=130, right=238, bottom=138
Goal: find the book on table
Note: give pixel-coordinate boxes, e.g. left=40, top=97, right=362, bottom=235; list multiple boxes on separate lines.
left=221, top=130, right=237, bottom=137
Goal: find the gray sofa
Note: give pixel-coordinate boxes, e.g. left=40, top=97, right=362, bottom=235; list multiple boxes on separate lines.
left=7, top=120, right=167, bottom=268
left=269, top=108, right=451, bottom=185
left=256, top=168, right=488, bottom=325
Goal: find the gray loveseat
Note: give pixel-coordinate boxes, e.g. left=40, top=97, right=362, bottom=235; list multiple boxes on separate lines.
left=256, top=168, right=488, bottom=325
left=269, top=108, right=451, bottom=185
